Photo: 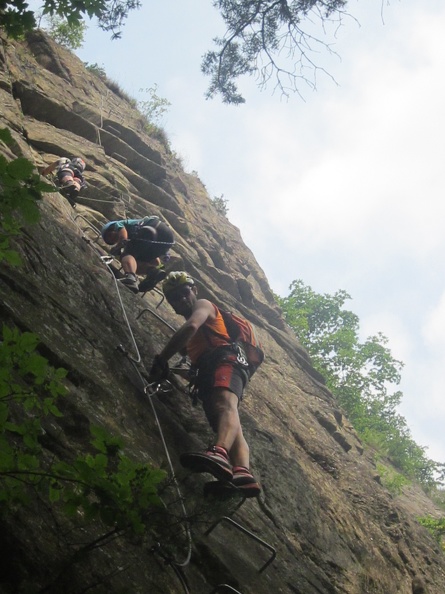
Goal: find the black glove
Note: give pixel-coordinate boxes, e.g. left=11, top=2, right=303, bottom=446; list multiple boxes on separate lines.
left=149, top=355, right=169, bottom=382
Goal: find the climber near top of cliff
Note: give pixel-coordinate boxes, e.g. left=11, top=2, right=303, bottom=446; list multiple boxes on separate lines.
left=101, top=216, right=174, bottom=293
left=148, top=271, right=261, bottom=498
left=42, top=157, right=86, bottom=199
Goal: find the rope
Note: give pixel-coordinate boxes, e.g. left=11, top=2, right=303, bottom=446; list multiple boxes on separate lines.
left=99, top=255, right=141, bottom=363
left=131, top=372, right=193, bottom=568
left=69, top=214, right=193, bottom=568
left=123, top=236, right=175, bottom=247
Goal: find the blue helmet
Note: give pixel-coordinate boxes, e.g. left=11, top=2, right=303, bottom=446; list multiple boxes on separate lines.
left=101, top=221, right=118, bottom=240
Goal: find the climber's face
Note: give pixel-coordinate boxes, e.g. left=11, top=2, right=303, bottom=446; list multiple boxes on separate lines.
left=166, top=285, right=196, bottom=317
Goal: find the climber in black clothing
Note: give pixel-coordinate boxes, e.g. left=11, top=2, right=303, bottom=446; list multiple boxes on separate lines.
left=101, top=216, right=174, bottom=293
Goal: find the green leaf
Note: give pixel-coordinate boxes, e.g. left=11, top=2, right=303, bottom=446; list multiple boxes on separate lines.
left=49, top=486, right=61, bottom=503
left=0, top=128, right=13, bottom=144
left=0, top=250, right=22, bottom=267
left=7, top=158, right=35, bottom=180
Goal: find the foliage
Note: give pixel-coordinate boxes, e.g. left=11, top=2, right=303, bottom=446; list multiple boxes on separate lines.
left=0, top=128, right=54, bottom=266
left=0, top=0, right=141, bottom=39
left=2, top=0, right=360, bottom=102
left=202, top=0, right=349, bottom=103
left=0, top=325, right=68, bottom=506
left=431, top=487, right=445, bottom=511
left=277, top=279, right=443, bottom=487
left=84, top=61, right=107, bottom=79
left=417, top=515, right=445, bottom=550
left=0, top=324, right=166, bottom=536
left=137, top=85, right=171, bottom=125
left=134, top=85, right=171, bottom=149
left=212, top=194, right=229, bottom=216
left=376, top=463, right=409, bottom=496
left=43, top=14, right=87, bottom=49
left=145, top=124, right=170, bottom=150
left=0, top=0, right=35, bottom=38
left=102, top=77, right=136, bottom=104
left=49, top=426, right=166, bottom=535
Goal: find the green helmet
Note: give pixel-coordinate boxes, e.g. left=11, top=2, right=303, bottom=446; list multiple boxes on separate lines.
left=162, top=271, right=195, bottom=296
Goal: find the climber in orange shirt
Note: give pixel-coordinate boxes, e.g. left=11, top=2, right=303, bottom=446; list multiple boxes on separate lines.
left=149, top=271, right=261, bottom=498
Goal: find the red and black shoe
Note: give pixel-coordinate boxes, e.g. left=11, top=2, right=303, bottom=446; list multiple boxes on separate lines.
left=180, top=445, right=233, bottom=482
left=230, top=466, right=261, bottom=498
left=203, top=466, right=261, bottom=499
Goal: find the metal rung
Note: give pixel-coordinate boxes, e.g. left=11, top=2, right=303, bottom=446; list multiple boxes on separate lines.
left=137, top=306, right=177, bottom=332
left=205, top=516, right=276, bottom=573
left=100, top=256, right=114, bottom=265
left=138, top=286, right=165, bottom=305
left=72, top=213, right=102, bottom=243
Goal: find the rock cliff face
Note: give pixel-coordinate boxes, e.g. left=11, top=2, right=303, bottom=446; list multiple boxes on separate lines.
left=0, top=30, right=444, bottom=594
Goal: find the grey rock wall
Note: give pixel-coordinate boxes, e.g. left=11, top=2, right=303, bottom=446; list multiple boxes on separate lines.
left=1, top=30, right=444, bottom=594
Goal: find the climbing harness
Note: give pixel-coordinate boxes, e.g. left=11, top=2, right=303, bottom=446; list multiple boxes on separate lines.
left=65, top=163, right=277, bottom=594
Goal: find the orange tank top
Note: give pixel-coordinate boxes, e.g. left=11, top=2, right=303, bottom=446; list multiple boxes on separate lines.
left=187, top=304, right=231, bottom=364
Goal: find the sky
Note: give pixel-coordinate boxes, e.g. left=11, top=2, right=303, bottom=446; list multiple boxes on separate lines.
left=46, top=0, right=445, bottom=466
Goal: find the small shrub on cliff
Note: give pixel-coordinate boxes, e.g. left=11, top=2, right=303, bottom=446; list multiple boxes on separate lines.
left=143, top=122, right=171, bottom=151
left=212, top=194, right=229, bottom=217
left=417, top=516, right=445, bottom=551
left=136, top=85, right=171, bottom=149
left=85, top=62, right=107, bottom=79
left=138, top=85, right=171, bottom=124
left=103, top=77, right=137, bottom=104
left=376, top=463, right=409, bottom=496
left=44, top=15, right=87, bottom=49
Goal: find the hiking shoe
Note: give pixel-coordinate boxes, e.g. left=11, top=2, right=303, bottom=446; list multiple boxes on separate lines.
left=121, top=273, right=139, bottom=293
left=203, top=480, right=240, bottom=500
left=138, top=268, right=167, bottom=293
left=60, top=186, right=78, bottom=201
left=180, top=446, right=233, bottom=482
left=231, top=466, right=261, bottom=498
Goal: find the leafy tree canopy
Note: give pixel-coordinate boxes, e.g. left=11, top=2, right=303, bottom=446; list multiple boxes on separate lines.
left=0, top=0, right=140, bottom=39
left=202, top=0, right=350, bottom=103
left=277, top=279, right=444, bottom=488
left=43, top=13, right=88, bottom=49
left=2, top=0, right=364, bottom=102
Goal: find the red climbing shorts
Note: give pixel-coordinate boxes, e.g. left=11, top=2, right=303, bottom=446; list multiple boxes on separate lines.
left=194, top=358, right=248, bottom=432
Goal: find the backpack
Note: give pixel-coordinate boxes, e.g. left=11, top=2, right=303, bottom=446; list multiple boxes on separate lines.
left=208, top=308, right=265, bottom=376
